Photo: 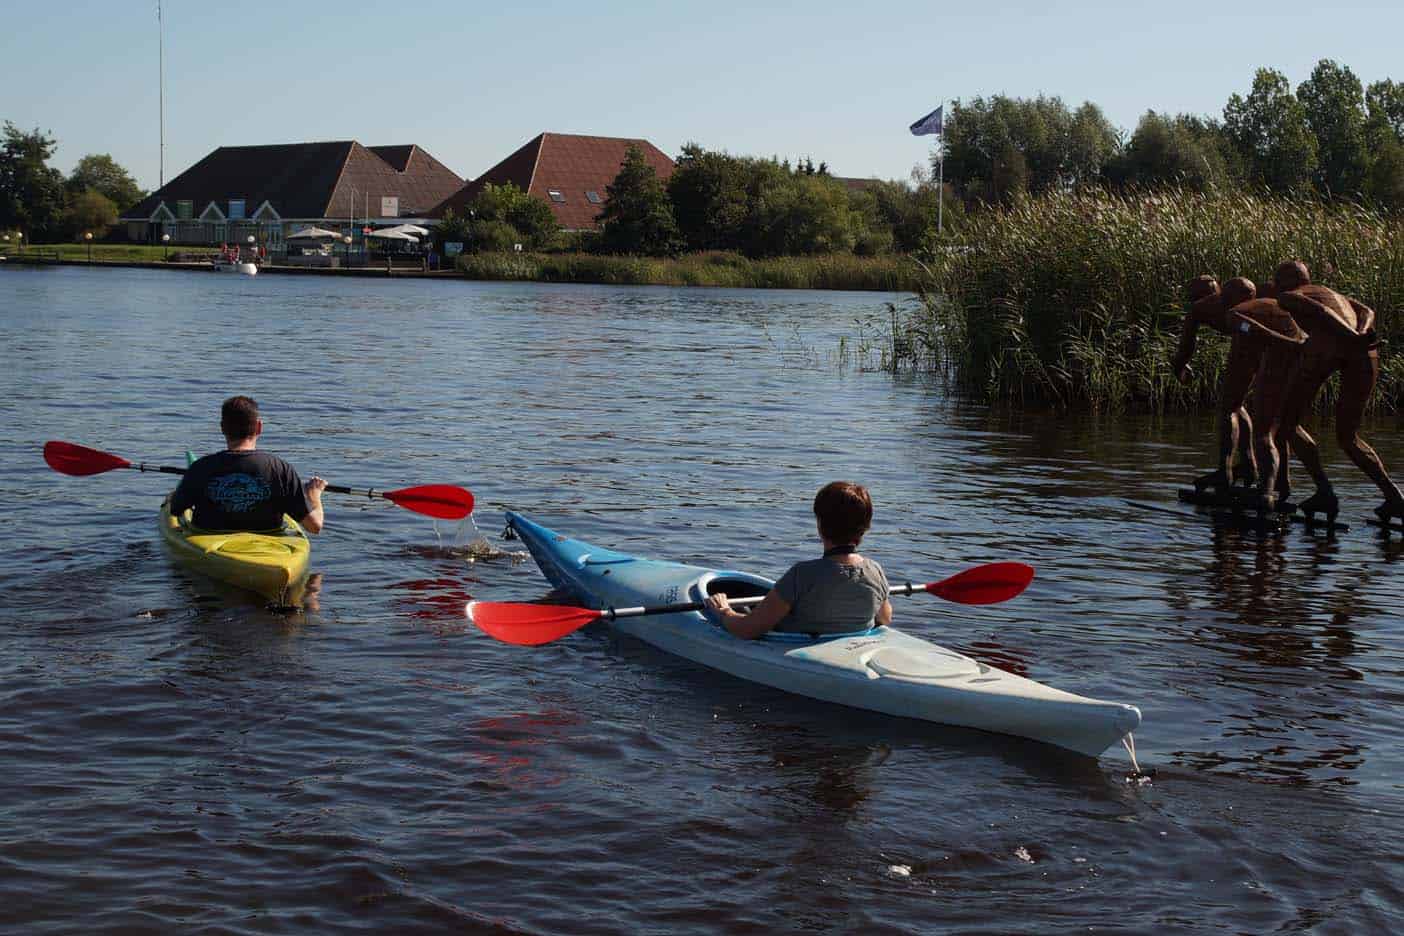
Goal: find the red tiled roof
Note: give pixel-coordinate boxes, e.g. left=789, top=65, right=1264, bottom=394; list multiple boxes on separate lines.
left=123, top=141, right=463, bottom=221
left=369, top=145, right=415, bottom=171
left=431, top=132, right=675, bottom=230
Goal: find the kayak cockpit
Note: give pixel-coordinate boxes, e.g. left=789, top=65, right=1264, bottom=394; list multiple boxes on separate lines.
left=696, top=572, right=879, bottom=642
left=700, top=574, right=770, bottom=604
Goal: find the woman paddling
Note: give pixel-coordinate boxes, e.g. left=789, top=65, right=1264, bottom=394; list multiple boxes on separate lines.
left=706, top=481, right=893, bottom=639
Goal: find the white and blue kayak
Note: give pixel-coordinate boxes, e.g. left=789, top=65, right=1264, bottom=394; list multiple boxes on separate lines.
left=484, top=511, right=1142, bottom=758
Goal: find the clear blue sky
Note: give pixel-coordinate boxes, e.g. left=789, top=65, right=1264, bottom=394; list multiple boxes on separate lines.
left=3, top=0, right=1401, bottom=191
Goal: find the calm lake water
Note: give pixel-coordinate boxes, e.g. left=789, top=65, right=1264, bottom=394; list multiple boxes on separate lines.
left=2, top=265, right=1402, bottom=933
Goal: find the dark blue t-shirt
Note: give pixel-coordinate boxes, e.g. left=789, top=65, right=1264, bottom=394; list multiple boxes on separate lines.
left=169, top=450, right=312, bottom=531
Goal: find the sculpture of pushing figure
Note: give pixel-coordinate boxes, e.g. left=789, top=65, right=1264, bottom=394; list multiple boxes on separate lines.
left=1171, top=274, right=1305, bottom=510
left=1267, top=260, right=1403, bottom=526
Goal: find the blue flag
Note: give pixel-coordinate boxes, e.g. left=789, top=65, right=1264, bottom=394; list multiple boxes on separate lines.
left=910, top=105, right=944, bottom=137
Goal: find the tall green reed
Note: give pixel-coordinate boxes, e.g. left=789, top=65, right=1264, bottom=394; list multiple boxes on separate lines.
left=893, top=187, right=1404, bottom=412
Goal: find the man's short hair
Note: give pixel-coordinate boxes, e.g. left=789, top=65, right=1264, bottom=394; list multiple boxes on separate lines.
left=814, top=481, right=873, bottom=545
left=221, top=395, right=260, bottom=440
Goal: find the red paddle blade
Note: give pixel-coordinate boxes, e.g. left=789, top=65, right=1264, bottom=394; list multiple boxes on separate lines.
left=383, top=485, right=475, bottom=520
left=926, top=562, right=1035, bottom=605
left=43, top=441, right=132, bottom=476
left=466, top=601, right=604, bottom=646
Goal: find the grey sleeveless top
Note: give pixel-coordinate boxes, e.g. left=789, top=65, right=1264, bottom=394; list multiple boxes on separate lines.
left=773, top=556, right=889, bottom=634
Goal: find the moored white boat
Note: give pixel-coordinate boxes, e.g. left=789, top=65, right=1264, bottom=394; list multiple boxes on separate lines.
left=212, top=260, right=258, bottom=275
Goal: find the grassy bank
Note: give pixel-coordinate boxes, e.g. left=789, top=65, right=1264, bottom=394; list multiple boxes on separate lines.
left=455, top=250, right=920, bottom=291
left=11, top=243, right=197, bottom=262
left=882, top=188, right=1404, bottom=412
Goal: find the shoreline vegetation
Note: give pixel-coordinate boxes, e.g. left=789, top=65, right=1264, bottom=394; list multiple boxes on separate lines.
left=454, top=250, right=919, bottom=291
left=2, top=244, right=921, bottom=291
left=874, top=187, right=1404, bottom=414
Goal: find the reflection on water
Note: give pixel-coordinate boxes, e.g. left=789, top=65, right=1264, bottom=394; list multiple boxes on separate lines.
left=2, top=267, right=1403, bottom=933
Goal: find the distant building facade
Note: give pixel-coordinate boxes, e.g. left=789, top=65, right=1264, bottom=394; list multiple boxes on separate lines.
left=432, top=132, right=674, bottom=231
left=121, top=142, right=462, bottom=247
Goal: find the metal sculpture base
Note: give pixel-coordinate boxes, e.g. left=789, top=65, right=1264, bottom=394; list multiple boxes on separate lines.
left=1176, top=488, right=1350, bottom=534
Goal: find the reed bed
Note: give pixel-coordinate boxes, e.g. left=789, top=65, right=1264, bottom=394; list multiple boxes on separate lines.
left=456, top=251, right=920, bottom=292
left=889, top=188, right=1404, bottom=412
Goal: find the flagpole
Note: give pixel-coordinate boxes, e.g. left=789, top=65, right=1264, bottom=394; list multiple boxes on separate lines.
left=158, top=0, right=165, bottom=189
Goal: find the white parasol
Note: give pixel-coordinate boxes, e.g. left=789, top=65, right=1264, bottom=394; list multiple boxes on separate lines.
left=364, top=228, right=419, bottom=242
left=286, top=226, right=343, bottom=240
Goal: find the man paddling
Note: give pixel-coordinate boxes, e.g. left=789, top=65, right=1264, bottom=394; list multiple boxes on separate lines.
left=169, top=396, right=327, bottom=533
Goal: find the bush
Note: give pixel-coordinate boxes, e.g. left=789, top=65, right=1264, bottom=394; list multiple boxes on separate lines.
left=466, top=219, right=522, bottom=253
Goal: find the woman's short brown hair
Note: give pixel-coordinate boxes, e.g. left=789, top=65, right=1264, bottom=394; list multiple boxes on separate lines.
left=813, top=481, right=873, bottom=545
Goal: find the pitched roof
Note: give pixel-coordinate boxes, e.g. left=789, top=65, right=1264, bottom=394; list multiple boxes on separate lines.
left=431, top=132, right=675, bottom=230
left=123, top=141, right=463, bottom=221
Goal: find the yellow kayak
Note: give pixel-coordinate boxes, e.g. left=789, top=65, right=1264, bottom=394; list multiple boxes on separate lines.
left=159, top=498, right=311, bottom=604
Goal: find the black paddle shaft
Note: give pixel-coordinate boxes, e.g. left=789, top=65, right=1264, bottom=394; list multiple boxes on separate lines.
left=134, top=462, right=372, bottom=501
left=133, top=463, right=188, bottom=477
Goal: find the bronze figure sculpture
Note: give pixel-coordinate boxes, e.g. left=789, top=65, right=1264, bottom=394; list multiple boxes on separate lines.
left=1171, top=274, right=1305, bottom=510
left=1172, top=259, right=1401, bottom=530
left=1266, top=261, right=1403, bottom=526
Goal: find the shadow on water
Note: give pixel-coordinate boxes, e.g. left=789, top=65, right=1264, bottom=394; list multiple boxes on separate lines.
left=1146, top=510, right=1396, bottom=786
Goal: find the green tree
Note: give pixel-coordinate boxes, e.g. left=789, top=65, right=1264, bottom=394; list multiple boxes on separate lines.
left=1066, top=102, right=1122, bottom=186
left=1364, top=137, right=1404, bottom=211
left=989, top=142, right=1029, bottom=204
left=941, top=95, right=1119, bottom=204
left=63, top=189, right=118, bottom=239
left=1365, top=79, right=1404, bottom=146
left=863, top=174, right=953, bottom=252
left=667, top=144, right=751, bottom=251
left=1297, top=59, right=1369, bottom=197
left=0, top=123, right=66, bottom=238
left=67, top=154, right=145, bottom=211
left=749, top=173, right=860, bottom=255
left=596, top=144, right=680, bottom=255
left=1108, top=111, right=1231, bottom=190
left=466, top=182, right=557, bottom=248
left=1223, top=68, right=1318, bottom=193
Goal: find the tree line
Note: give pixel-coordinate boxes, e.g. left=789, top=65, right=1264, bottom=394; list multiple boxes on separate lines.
left=0, top=123, right=146, bottom=242
left=9, top=58, right=1400, bottom=255
left=945, top=60, right=1404, bottom=208
left=592, top=59, right=1404, bottom=256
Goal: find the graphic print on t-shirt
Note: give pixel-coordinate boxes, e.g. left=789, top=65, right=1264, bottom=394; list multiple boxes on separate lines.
left=207, top=473, right=272, bottom=514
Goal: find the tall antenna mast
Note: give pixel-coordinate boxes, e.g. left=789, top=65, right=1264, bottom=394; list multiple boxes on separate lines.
left=158, top=0, right=165, bottom=188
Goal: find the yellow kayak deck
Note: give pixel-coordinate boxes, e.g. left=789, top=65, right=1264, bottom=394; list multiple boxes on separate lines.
left=159, top=498, right=311, bottom=603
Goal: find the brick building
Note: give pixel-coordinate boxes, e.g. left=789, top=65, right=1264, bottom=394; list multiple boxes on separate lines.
left=432, top=132, right=674, bottom=231
left=121, top=141, right=462, bottom=248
